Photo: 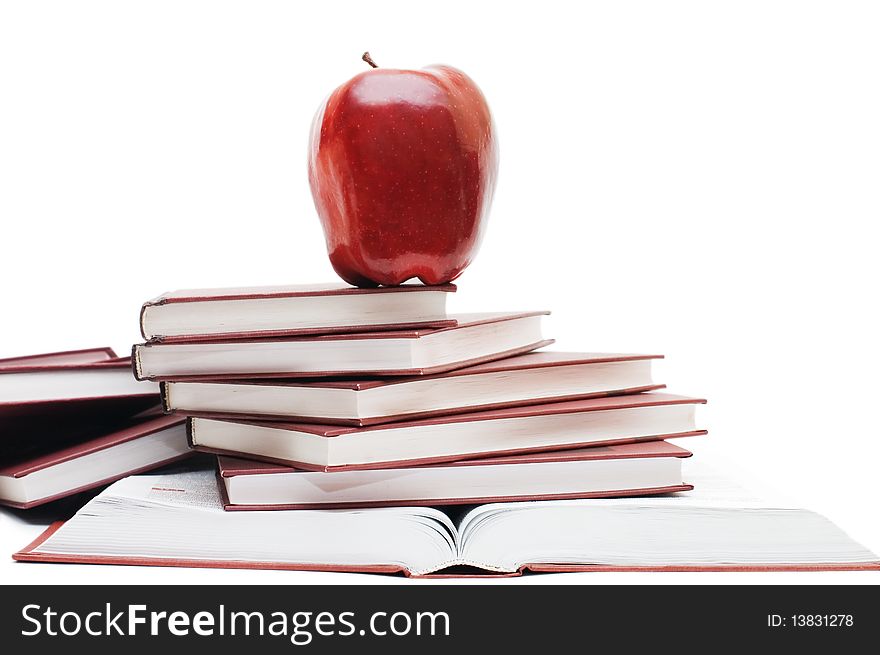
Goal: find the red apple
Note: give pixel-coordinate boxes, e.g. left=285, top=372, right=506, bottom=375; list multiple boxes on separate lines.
left=308, top=53, right=498, bottom=287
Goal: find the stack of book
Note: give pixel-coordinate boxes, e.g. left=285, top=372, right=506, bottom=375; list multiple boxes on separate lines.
left=11, top=283, right=878, bottom=576
left=132, top=283, right=705, bottom=508
left=0, top=348, right=189, bottom=509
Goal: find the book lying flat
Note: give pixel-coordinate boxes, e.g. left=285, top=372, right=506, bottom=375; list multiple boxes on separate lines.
left=164, top=351, right=663, bottom=426
left=140, top=283, right=456, bottom=342
left=1, top=349, right=160, bottom=429
left=16, top=468, right=878, bottom=576
left=134, top=312, right=551, bottom=381
left=0, top=414, right=190, bottom=509
left=189, top=393, right=706, bottom=471
left=218, top=441, right=693, bottom=510
left=0, top=347, right=118, bottom=368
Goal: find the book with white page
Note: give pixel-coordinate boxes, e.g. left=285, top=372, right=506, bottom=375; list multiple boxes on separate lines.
left=140, top=283, right=457, bottom=341
left=16, top=467, right=879, bottom=576
left=1, top=348, right=159, bottom=428
left=217, top=441, right=694, bottom=510
left=188, top=393, right=706, bottom=471
left=164, top=352, right=664, bottom=426
left=0, top=415, right=190, bottom=509
left=134, top=312, right=551, bottom=381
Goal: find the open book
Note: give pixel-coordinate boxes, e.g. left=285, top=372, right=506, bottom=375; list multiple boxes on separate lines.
left=16, top=467, right=878, bottom=576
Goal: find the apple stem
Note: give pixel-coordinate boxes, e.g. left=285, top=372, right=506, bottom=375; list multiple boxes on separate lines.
left=362, top=52, right=378, bottom=68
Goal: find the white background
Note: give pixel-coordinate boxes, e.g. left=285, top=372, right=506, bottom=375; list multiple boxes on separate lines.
left=1, top=0, right=878, bottom=584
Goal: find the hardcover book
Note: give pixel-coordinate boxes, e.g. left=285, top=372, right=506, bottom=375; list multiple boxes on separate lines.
left=16, top=468, right=878, bottom=576
left=163, top=351, right=664, bottom=426
left=0, top=347, right=118, bottom=368
left=134, top=312, right=551, bottom=380
left=1, top=348, right=160, bottom=430
left=218, top=441, right=694, bottom=510
left=0, top=414, right=190, bottom=509
left=140, top=283, right=456, bottom=342
left=189, top=392, right=707, bottom=471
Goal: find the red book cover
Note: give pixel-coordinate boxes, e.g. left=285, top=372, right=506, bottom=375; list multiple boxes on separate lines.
left=313, top=351, right=664, bottom=389
left=134, top=311, right=553, bottom=381
left=190, top=392, right=707, bottom=472
left=217, top=440, right=695, bottom=510
left=0, top=347, right=117, bottom=368
left=0, top=414, right=190, bottom=509
left=141, top=282, right=458, bottom=342
left=1, top=351, right=160, bottom=428
left=15, top=523, right=879, bottom=577
left=165, top=351, right=665, bottom=426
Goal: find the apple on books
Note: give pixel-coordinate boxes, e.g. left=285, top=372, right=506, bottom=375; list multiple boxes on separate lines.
left=309, top=53, right=497, bottom=287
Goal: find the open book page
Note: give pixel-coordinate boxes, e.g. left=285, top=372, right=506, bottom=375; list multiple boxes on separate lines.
left=455, top=462, right=878, bottom=572
left=600, top=460, right=802, bottom=509
left=455, top=462, right=800, bottom=543
left=23, top=464, right=878, bottom=576
left=31, top=469, right=460, bottom=575
left=92, top=469, right=227, bottom=511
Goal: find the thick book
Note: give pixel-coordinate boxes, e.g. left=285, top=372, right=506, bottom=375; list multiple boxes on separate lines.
left=164, top=351, right=664, bottom=426
left=15, top=468, right=878, bottom=576
left=189, top=392, right=706, bottom=471
left=140, top=283, right=456, bottom=342
left=218, top=441, right=693, bottom=510
left=0, top=414, right=190, bottom=509
left=1, top=348, right=160, bottom=429
left=134, top=312, right=551, bottom=381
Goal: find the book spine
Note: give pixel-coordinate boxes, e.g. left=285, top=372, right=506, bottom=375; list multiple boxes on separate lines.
left=131, top=344, right=146, bottom=381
